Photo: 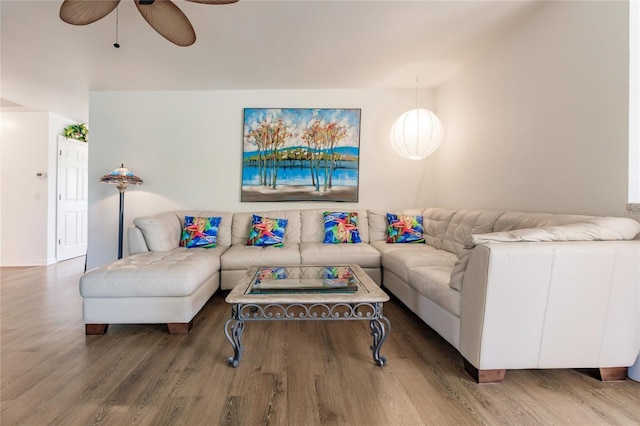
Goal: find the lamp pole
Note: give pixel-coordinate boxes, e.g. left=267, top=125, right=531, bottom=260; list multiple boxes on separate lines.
left=117, top=184, right=126, bottom=259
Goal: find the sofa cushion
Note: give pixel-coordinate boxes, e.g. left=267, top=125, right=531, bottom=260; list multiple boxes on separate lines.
left=422, top=208, right=456, bottom=250
left=492, top=211, right=592, bottom=232
left=323, top=211, right=362, bottom=244
left=386, top=213, right=425, bottom=243
left=368, top=209, right=423, bottom=242
left=231, top=210, right=301, bottom=245
left=381, top=245, right=457, bottom=282
left=180, top=216, right=221, bottom=248
left=407, top=265, right=460, bottom=316
left=247, top=214, right=288, bottom=247
left=299, top=242, right=381, bottom=268
left=133, top=212, right=182, bottom=251
left=220, top=243, right=301, bottom=270
left=175, top=210, right=233, bottom=246
left=472, top=217, right=640, bottom=244
left=80, top=247, right=224, bottom=298
left=441, top=209, right=504, bottom=255
left=301, top=209, right=370, bottom=243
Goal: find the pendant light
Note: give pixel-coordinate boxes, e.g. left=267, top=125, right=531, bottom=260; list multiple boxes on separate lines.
left=390, top=77, right=444, bottom=160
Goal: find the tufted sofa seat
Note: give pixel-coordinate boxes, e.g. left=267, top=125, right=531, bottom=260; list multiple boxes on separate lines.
left=80, top=248, right=223, bottom=334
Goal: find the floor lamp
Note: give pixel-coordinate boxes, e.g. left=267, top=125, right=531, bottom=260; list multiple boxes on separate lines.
left=99, top=164, right=143, bottom=259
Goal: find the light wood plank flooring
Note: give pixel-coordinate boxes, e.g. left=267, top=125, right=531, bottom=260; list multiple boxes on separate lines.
left=2, top=257, right=639, bottom=425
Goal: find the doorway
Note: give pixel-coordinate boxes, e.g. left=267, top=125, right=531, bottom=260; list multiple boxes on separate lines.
left=56, top=135, right=88, bottom=261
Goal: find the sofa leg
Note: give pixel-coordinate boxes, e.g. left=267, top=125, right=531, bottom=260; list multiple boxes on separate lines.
left=167, top=322, right=193, bottom=334
left=85, top=324, right=109, bottom=335
left=464, top=359, right=506, bottom=383
left=596, top=367, right=628, bottom=381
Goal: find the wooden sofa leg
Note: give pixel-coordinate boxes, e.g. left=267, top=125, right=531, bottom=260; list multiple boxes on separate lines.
left=167, top=321, right=193, bottom=334
left=595, top=367, right=628, bottom=381
left=85, top=324, right=109, bottom=335
left=464, top=359, right=506, bottom=383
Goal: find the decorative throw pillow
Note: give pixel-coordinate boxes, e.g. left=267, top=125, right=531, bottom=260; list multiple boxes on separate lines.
left=179, top=216, right=221, bottom=248
left=256, top=267, right=288, bottom=283
left=323, top=211, right=362, bottom=244
left=247, top=214, right=288, bottom=247
left=386, top=213, right=425, bottom=243
left=323, top=266, right=353, bottom=280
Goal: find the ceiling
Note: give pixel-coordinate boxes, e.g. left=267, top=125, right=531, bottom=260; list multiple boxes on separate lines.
left=0, top=0, right=544, bottom=122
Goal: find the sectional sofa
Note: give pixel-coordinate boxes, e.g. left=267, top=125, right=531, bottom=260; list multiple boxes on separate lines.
left=79, top=207, right=640, bottom=382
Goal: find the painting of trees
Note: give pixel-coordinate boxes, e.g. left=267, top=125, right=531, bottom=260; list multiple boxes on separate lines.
left=245, top=119, right=292, bottom=189
left=242, top=108, right=360, bottom=202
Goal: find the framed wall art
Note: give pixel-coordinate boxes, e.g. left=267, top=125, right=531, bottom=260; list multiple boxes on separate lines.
left=241, top=108, right=361, bottom=202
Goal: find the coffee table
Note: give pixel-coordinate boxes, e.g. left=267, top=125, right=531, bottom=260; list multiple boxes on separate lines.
left=224, top=265, right=391, bottom=367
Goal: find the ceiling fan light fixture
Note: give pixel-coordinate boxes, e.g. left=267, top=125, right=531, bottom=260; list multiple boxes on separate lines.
left=60, top=0, right=238, bottom=47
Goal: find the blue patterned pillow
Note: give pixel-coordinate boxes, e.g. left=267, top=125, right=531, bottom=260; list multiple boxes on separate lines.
left=247, top=214, right=288, bottom=247
left=386, top=213, right=425, bottom=243
left=180, top=216, right=221, bottom=248
left=323, top=212, right=362, bottom=244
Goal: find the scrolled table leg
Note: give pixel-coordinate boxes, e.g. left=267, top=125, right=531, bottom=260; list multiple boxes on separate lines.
left=224, top=317, right=245, bottom=367
left=369, top=315, right=390, bottom=367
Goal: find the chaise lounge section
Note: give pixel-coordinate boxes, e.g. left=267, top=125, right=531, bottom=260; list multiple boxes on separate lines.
left=80, top=210, right=232, bottom=334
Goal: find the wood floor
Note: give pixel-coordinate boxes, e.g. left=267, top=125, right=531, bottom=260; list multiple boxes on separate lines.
left=2, top=257, right=640, bottom=425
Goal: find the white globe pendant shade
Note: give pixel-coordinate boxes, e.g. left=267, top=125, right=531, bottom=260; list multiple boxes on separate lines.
left=390, top=108, right=443, bottom=160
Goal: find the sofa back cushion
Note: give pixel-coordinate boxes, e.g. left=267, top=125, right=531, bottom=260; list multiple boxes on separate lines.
left=423, top=208, right=457, bottom=250
left=175, top=210, right=233, bottom=246
left=231, top=210, right=301, bottom=245
left=493, top=211, right=592, bottom=232
left=472, top=217, right=640, bottom=244
left=301, top=209, right=370, bottom=243
left=441, top=209, right=504, bottom=255
left=133, top=212, right=182, bottom=251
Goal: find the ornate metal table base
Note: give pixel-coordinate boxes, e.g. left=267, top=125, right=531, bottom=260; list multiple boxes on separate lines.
left=224, top=301, right=390, bottom=367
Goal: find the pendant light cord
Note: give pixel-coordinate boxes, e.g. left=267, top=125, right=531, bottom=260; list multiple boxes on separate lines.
left=413, top=75, right=427, bottom=208
left=415, top=76, right=420, bottom=110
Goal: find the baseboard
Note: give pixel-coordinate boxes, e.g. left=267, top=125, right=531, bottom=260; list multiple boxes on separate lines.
left=0, top=259, right=49, bottom=267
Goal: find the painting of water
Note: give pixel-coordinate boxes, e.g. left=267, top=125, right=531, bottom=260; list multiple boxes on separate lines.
left=241, top=108, right=361, bottom=202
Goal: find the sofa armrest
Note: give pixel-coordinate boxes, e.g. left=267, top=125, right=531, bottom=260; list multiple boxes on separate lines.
left=128, top=226, right=150, bottom=254
left=459, top=241, right=640, bottom=371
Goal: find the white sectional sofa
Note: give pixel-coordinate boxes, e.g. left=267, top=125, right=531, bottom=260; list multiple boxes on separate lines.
left=369, top=208, right=640, bottom=382
left=79, top=207, right=640, bottom=383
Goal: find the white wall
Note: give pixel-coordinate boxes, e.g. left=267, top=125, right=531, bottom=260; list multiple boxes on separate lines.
left=630, top=0, right=639, bottom=204
left=433, top=1, right=630, bottom=216
left=87, top=88, right=436, bottom=269
left=0, top=111, right=74, bottom=266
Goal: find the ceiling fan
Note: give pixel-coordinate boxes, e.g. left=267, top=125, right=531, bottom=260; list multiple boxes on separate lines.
left=59, top=0, right=238, bottom=47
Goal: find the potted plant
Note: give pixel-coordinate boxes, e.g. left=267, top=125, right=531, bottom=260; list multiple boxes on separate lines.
left=63, top=123, right=89, bottom=142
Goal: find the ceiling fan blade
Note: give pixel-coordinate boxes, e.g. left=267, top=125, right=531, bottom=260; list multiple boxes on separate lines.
left=60, top=0, right=121, bottom=25
left=186, top=0, right=239, bottom=4
left=135, top=0, right=196, bottom=47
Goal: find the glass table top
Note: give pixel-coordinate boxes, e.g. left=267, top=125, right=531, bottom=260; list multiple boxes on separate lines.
left=247, top=266, right=366, bottom=294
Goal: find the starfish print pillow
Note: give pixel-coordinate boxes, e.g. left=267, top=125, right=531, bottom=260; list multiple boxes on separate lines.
left=323, top=211, right=362, bottom=244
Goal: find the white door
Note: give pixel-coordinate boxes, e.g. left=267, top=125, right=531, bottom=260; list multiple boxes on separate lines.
left=56, top=136, right=88, bottom=261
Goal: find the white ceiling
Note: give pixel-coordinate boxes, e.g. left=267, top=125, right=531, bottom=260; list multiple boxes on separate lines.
left=0, top=0, right=544, bottom=122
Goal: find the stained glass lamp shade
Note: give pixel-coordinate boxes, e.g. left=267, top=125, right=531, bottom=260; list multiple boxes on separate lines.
left=99, top=163, right=143, bottom=192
